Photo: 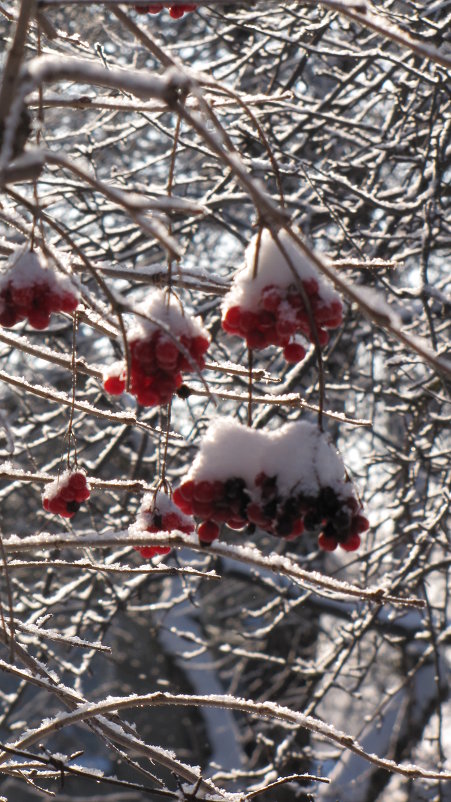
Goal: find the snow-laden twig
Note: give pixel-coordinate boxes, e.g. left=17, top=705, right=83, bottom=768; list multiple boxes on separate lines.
left=0, top=369, right=182, bottom=438
left=1, top=530, right=424, bottom=608
left=6, top=689, right=451, bottom=782
left=318, top=0, right=451, bottom=71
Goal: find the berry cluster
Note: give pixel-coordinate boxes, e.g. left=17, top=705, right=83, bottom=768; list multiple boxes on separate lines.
left=134, top=3, right=196, bottom=17
left=103, top=290, right=210, bottom=407
left=0, top=251, right=79, bottom=330
left=221, top=228, right=343, bottom=362
left=222, top=280, right=343, bottom=360
left=129, top=491, right=194, bottom=559
left=172, top=418, right=369, bottom=552
left=173, top=477, right=250, bottom=543
left=42, top=471, right=90, bottom=518
left=174, top=475, right=368, bottom=551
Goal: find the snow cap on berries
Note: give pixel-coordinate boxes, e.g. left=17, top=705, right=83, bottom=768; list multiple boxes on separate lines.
left=128, top=288, right=209, bottom=347
left=185, top=418, right=266, bottom=487
left=222, top=228, right=340, bottom=312
left=3, top=247, right=79, bottom=300
left=183, top=417, right=347, bottom=498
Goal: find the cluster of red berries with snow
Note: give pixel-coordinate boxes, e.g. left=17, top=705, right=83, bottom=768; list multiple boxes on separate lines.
left=0, top=250, right=79, bottom=330
left=42, top=471, right=90, bottom=518
left=222, top=229, right=343, bottom=362
left=173, top=419, right=369, bottom=551
left=103, top=289, right=210, bottom=406
left=129, top=490, right=194, bottom=559
left=134, top=3, right=196, bottom=18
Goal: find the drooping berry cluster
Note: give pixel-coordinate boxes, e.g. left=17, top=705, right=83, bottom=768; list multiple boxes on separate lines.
left=103, top=289, right=210, bottom=407
left=129, top=490, right=195, bottom=559
left=42, top=471, right=90, bottom=518
left=173, top=419, right=369, bottom=551
left=222, top=229, right=343, bottom=362
left=0, top=250, right=79, bottom=330
left=134, top=3, right=196, bottom=18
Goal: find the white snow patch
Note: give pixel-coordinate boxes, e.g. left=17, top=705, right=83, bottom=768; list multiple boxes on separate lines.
left=185, top=418, right=350, bottom=498
left=0, top=247, right=79, bottom=298
left=222, top=228, right=340, bottom=311
left=128, top=287, right=209, bottom=344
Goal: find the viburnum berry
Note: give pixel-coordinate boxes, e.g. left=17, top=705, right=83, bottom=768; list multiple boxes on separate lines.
left=134, top=3, right=163, bottom=11
left=221, top=229, right=343, bottom=363
left=103, top=290, right=210, bottom=407
left=0, top=250, right=79, bottom=331
left=197, top=520, right=220, bottom=544
left=42, top=471, right=90, bottom=519
left=129, top=490, right=195, bottom=559
left=283, top=342, right=307, bottom=364
left=169, top=3, right=197, bottom=17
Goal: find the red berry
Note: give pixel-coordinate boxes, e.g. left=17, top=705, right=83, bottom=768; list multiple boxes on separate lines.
left=227, top=518, right=246, bottom=530
left=341, top=533, right=361, bottom=552
left=138, top=545, right=171, bottom=558
left=69, top=472, right=87, bottom=488
left=276, top=318, right=297, bottom=338
left=192, top=499, right=215, bottom=518
left=162, top=512, right=194, bottom=534
left=60, top=485, right=77, bottom=502
left=246, top=330, right=267, bottom=349
left=193, top=481, right=216, bottom=503
left=246, top=503, right=271, bottom=529
left=257, top=310, right=275, bottom=330
left=169, top=5, right=184, bottom=17
left=289, top=518, right=305, bottom=537
left=283, top=342, right=306, bottom=363
left=351, top=514, right=370, bottom=535
left=156, top=338, right=179, bottom=368
left=198, top=520, right=219, bottom=544
left=318, top=532, right=338, bottom=551
left=11, top=284, right=34, bottom=307
left=104, top=374, right=126, bottom=395
left=59, top=292, right=79, bottom=313
left=309, top=327, right=329, bottom=346
left=303, top=278, right=319, bottom=295
left=261, top=285, right=282, bottom=312
left=178, top=481, right=196, bottom=501
left=0, top=307, right=20, bottom=327
left=28, top=309, right=51, bottom=330
left=222, top=306, right=242, bottom=333
left=190, top=335, right=209, bottom=360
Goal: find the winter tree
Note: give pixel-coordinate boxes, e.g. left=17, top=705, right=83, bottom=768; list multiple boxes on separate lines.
left=0, top=1, right=450, bottom=801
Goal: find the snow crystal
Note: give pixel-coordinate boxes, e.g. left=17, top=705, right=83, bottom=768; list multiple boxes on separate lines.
left=222, top=228, right=340, bottom=311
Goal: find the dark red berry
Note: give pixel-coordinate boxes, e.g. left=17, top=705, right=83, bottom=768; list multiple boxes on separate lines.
left=198, top=520, right=220, bottom=544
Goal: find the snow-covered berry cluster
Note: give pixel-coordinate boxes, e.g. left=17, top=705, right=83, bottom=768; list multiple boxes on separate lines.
left=0, top=250, right=79, bottom=330
left=134, top=3, right=197, bottom=18
left=222, top=229, right=343, bottom=362
left=173, top=419, right=369, bottom=551
left=103, top=289, right=210, bottom=406
left=42, top=471, right=90, bottom=518
left=129, top=490, right=195, bottom=559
